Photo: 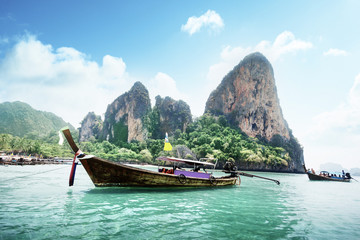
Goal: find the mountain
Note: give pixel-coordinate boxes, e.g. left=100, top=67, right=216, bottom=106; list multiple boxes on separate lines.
left=350, top=168, right=360, bottom=176
left=205, top=52, right=289, bottom=141
left=79, top=112, right=103, bottom=142
left=319, top=162, right=345, bottom=172
left=80, top=82, right=195, bottom=143
left=0, top=101, right=74, bottom=139
left=318, top=163, right=360, bottom=176
left=205, top=52, right=304, bottom=172
left=151, top=95, right=192, bottom=139
left=102, top=82, right=152, bottom=143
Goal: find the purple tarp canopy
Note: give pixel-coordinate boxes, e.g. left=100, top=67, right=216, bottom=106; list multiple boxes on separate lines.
left=156, top=156, right=216, bottom=167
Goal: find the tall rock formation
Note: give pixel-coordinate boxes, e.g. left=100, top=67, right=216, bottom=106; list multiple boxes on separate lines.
left=152, top=96, right=192, bottom=138
left=205, top=52, right=304, bottom=172
left=79, top=112, right=103, bottom=142
left=102, top=82, right=151, bottom=143
left=206, top=52, right=289, bottom=141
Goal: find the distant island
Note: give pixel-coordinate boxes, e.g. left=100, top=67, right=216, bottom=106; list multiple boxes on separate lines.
left=0, top=52, right=305, bottom=172
left=320, top=162, right=360, bottom=176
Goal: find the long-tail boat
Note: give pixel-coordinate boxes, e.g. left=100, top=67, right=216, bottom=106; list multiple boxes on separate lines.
left=303, top=165, right=352, bottom=182
left=62, top=129, right=280, bottom=187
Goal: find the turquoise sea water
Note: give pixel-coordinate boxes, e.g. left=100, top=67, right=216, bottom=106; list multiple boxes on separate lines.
left=1, top=165, right=359, bottom=240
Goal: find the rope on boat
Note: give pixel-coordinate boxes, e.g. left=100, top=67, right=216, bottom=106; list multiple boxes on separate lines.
left=1, top=165, right=70, bottom=181
left=209, top=175, right=217, bottom=185
left=351, top=177, right=359, bottom=182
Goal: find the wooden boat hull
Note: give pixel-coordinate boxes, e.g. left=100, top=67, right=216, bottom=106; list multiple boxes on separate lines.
left=303, top=165, right=350, bottom=182
left=306, top=172, right=350, bottom=182
left=79, top=155, right=238, bottom=187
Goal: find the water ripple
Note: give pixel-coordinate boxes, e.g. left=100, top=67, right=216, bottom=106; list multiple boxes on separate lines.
left=1, top=166, right=360, bottom=239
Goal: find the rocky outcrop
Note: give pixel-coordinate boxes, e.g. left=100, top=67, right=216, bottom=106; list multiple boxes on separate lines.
left=154, top=96, right=192, bottom=137
left=205, top=52, right=304, bottom=172
left=102, top=82, right=151, bottom=143
left=174, top=145, right=196, bottom=160
left=206, top=52, right=290, bottom=141
left=79, top=112, right=103, bottom=142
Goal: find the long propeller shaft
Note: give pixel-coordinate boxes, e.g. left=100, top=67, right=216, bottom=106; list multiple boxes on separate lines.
left=238, top=172, right=280, bottom=185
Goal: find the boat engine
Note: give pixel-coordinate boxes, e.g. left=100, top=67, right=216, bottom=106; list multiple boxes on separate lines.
left=223, top=161, right=237, bottom=172
left=345, top=172, right=351, bottom=179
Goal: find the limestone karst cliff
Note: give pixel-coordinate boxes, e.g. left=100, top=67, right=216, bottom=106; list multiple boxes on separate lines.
left=152, top=95, right=192, bottom=138
left=205, top=52, right=290, bottom=141
left=79, top=112, right=103, bottom=142
left=75, top=54, right=304, bottom=172
left=205, top=52, right=304, bottom=172
left=102, top=82, right=151, bottom=143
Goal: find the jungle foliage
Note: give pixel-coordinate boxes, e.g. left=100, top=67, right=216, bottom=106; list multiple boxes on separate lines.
left=1, top=113, right=294, bottom=168
left=0, top=133, right=73, bottom=158
left=76, top=114, right=292, bottom=167
left=0, top=101, right=76, bottom=139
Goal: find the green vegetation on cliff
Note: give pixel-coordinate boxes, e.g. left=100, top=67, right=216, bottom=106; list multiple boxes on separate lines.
left=173, top=114, right=291, bottom=169
left=143, top=108, right=161, bottom=139
left=0, top=101, right=298, bottom=171
left=0, top=101, right=76, bottom=142
left=78, top=114, right=294, bottom=169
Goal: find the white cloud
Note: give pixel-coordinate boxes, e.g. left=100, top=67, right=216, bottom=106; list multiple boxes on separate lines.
left=181, top=10, right=224, bottom=35
left=0, top=34, right=134, bottom=127
left=206, top=31, right=313, bottom=91
left=146, top=72, right=208, bottom=118
left=262, top=31, right=313, bottom=60
left=349, top=74, right=360, bottom=108
left=206, top=46, right=253, bottom=88
left=1, top=35, right=55, bottom=81
left=147, top=72, right=189, bottom=106
left=100, top=55, right=127, bottom=88
left=302, top=74, right=360, bottom=169
left=323, top=48, right=348, bottom=56
left=308, top=73, right=360, bottom=137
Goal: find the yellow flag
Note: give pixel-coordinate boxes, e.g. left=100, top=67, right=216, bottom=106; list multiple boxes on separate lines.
left=164, top=132, right=172, bottom=151
left=164, top=142, right=172, bottom=151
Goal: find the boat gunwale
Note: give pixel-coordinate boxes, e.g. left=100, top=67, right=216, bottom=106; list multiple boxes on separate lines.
left=79, top=155, right=237, bottom=181
left=303, top=164, right=351, bottom=182
left=156, top=156, right=216, bottom=167
left=306, top=172, right=351, bottom=182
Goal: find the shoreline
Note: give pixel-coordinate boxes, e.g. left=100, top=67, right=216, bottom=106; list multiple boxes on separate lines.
left=0, top=155, right=73, bottom=166
left=0, top=158, right=306, bottom=174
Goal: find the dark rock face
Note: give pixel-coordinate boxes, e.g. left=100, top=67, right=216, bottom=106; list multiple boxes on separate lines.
left=154, top=96, right=192, bottom=137
left=102, top=82, right=151, bottom=143
left=205, top=52, right=304, bottom=172
left=79, top=112, right=103, bottom=142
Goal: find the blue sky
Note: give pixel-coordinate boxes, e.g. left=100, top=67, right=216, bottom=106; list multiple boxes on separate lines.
left=1, top=0, right=359, bottom=169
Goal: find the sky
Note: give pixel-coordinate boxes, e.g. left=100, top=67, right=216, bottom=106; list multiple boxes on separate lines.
left=0, top=0, right=359, bottom=169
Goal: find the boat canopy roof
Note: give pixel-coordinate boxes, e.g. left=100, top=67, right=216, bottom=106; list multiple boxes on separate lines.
left=320, top=170, right=344, bottom=174
left=156, top=156, right=216, bottom=167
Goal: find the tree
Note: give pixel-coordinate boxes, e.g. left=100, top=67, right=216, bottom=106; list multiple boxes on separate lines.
left=102, top=141, right=115, bottom=153
left=140, top=149, right=153, bottom=163
left=0, top=134, right=11, bottom=151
